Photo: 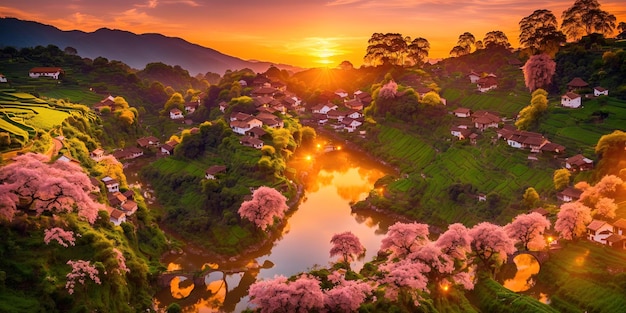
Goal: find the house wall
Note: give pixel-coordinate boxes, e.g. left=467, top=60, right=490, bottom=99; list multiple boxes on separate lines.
left=588, top=225, right=613, bottom=243
left=562, top=97, right=581, bottom=108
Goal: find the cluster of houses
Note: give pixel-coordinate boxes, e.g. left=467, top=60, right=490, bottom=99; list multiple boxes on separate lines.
left=468, top=71, right=499, bottom=93
left=0, top=67, right=65, bottom=83
left=97, top=176, right=138, bottom=225
left=308, top=89, right=370, bottom=133
left=560, top=77, right=609, bottom=109
left=169, top=99, right=201, bottom=120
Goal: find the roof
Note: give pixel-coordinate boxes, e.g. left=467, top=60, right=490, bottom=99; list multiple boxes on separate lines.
left=109, top=208, right=126, bottom=220
left=563, top=92, right=581, bottom=100
left=240, top=136, right=264, bottom=146
left=453, top=107, right=471, bottom=114
left=606, top=234, right=623, bottom=243
left=587, top=219, right=609, bottom=232
left=247, top=126, right=267, bottom=137
left=559, top=187, right=582, bottom=199
left=170, top=108, right=183, bottom=114
left=566, top=154, right=593, bottom=166
left=594, top=86, right=607, bottom=92
left=541, top=142, right=565, bottom=153
left=567, top=77, right=589, bottom=87
left=29, top=67, right=63, bottom=73
left=477, top=76, right=497, bottom=87
left=613, top=218, right=626, bottom=229
left=206, top=165, right=227, bottom=176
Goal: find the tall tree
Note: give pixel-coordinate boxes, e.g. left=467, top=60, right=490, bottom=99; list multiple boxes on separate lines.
left=380, top=222, right=429, bottom=258
left=505, top=212, right=551, bottom=251
left=406, top=37, right=430, bottom=66
left=619, top=21, right=626, bottom=33
left=561, top=0, right=617, bottom=40
left=248, top=274, right=324, bottom=313
left=378, top=259, right=430, bottom=305
left=519, top=9, right=566, bottom=56
left=483, top=30, right=512, bottom=49
left=554, top=202, right=592, bottom=240
left=553, top=169, right=572, bottom=191
left=457, top=32, right=476, bottom=54
left=364, top=33, right=408, bottom=66
left=323, top=273, right=374, bottom=312
left=449, top=45, right=469, bottom=57
left=522, top=53, right=556, bottom=91
left=469, top=222, right=516, bottom=275
left=329, top=231, right=366, bottom=269
left=237, top=186, right=288, bottom=230
left=522, top=187, right=540, bottom=209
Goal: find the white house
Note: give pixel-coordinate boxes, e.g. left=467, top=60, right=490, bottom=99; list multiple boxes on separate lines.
left=335, top=89, right=349, bottom=99
left=205, top=165, right=227, bottom=180
left=169, top=108, right=184, bottom=119
left=29, top=67, right=64, bottom=79
left=587, top=220, right=613, bottom=244
left=240, top=136, right=264, bottom=149
left=90, top=148, right=105, bottom=161
left=556, top=187, right=582, bottom=202
left=594, top=87, right=609, bottom=97
left=468, top=71, right=480, bottom=83
left=106, top=207, right=126, bottom=226
left=0, top=73, right=7, bottom=83
left=477, top=76, right=498, bottom=92
left=230, top=117, right=263, bottom=135
left=342, top=118, right=362, bottom=132
left=346, top=110, right=363, bottom=119
left=561, top=92, right=582, bottom=108
left=453, top=107, right=471, bottom=118
left=101, top=176, right=119, bottom=193
left=311, top=103, right=338, bottom=114
left=160, top=140, right=178, bottom=155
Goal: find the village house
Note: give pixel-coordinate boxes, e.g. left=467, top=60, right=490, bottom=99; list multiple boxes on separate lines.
left=450, top=125, right=473, bottom=140
left=565, top=154, right=594, bottom=171
left=56, top=154, right=80, bottom=164
left=587, top=219, right=613, bottom=244
left=561, top=92, right=582, bottom=108
left=354, top=90, right=372, bottom=105
left=160, top=140, right=179, bottom=155
left=251, top=86, right=277, bottom=97
left=240, top=136, right=264, bottom=149
left=184, top=101, right=199, bottom=113
left=256, top=112, right=283, bottom=128
left=102, top=176, right=119, bottom=193
left=89, top=177, right=102, bottom=193
left=313, top=113, right=329, bottom=125
left=112, top=147, right=144, bottom=160
left=106, top=206, right=126, bottom=226
left=311, top=103, right=338, bottom=115
left=121, top=200, right=138, bottom=216
left=0, top=73, right=7, bottom=83
left=567, top=77, right=589, bottom=92
left=90, top=148, right=105, bottom=161
left=230, top=113, right=264, bottom=135
left=29, top=67, right=64, bottom=79
left=218, top=101, right=229, bottom=112
left=137, top=136, right=160, bottom=148
left=342, top=118, right=362, bottom=133
left=344, top=98, right=363, bottom=111
left=607, top=219, right=626, bottom=249
left=540, top=142, right=566, bottom=155
left=246, top=126, right=267, bottom=139
left=496, top=126, right=551, bottom=152
left=594, top=87, right=609, bottom=97
left=556, top=186, right=582, bottom=202
left=468, top=71, right=481, bottom=84
left=346, top=110, right=363, bottom=119
left=334, top=89, right=349, bottom=99
left=327, top=109, right=347, bottom=122
left=169, top=108, right=184, bottom=119
left=93, top=95, right=116, bottom=112
left=205, top=165, right=227, bottom=180
left=477, top=76, right=498, bottom=92
left=472, top=111, right=500, bottom=131
left=108, top=191, right=127, bottom=207
left=453, top=107, right=471, bottom=118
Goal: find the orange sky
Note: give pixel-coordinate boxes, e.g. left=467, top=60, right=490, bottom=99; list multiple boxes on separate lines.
left=1, top=1, right=625, bottom=69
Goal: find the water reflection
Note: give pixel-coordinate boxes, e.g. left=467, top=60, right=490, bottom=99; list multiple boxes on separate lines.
left=153, top=140, right=397, bottom=312
left=503, top=254, right=540, bottom=292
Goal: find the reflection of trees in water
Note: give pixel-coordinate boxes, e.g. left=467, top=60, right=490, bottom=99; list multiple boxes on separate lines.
left=502, top=254, right=540, bottom=292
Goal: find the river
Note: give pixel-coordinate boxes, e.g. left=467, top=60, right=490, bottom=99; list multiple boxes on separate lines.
left=128, top=138, right=397, bottom=312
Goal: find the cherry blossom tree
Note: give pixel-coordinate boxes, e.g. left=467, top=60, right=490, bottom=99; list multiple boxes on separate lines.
left=378, top=259, right=430, bottom=306
left=0, top=153, right=103, bottom=224
left=65, top=259, right=101, bottom=295
left=112, top=248, right=130, bottom=275
left=329, top=231, right=365, bottom=269
left=505, top=212, right=551, bottom=251
left=593, top=197, right=617, bottom=220
left=324, top=271, right=374, bottom=312
left=436, top=223, right=472, bottom=260
left=579, top=175, right=624, bottom=206
left=555, top=202, right=592, bottom=240
left=378, top=80, right=398, bottom=100
left=238, top=186, right=288, bottom=231
left=380, top=222, right=429, bottom=258
left=248, top=274, right=323, bottom=313
left=468, top=222, right=516, bottom=275
left=43, top=227, right=76, bottom=247
left=522, top=54, right=556, bottom=91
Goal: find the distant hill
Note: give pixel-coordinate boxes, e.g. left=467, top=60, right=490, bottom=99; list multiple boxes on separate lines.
left=0, top=17, right=303, bottom=75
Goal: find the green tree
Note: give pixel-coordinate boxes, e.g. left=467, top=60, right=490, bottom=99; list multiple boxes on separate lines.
left=519, top=9, right=566, bottom=56
left=561, top=0, right=616, bottom=41
left=522, top=187, right=540, bottom=209
left=553, top=169, right=572, bottom=191
left=420, top=91, right=442, bottom=106
left=483, top=30, right=512, bottom=49
left=164, top=92, right=185, bottom=113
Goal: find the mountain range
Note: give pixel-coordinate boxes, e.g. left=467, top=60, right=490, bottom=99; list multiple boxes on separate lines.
left=0, top=17, right=302, bottom=75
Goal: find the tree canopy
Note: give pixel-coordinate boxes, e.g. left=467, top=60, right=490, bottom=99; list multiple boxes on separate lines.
left=561, top=0, right=616, bottom=41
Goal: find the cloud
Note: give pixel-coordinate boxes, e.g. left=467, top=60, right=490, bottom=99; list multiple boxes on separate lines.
left=0, top=5, right=43, bottom=20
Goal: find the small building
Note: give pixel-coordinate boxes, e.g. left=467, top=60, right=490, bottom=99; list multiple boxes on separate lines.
left=567, top=77, right=589, bottom=91
left=246, top=126, right=267, bottom=139
left=0, top=73, right=7, bottom=83
left=342, top=118, right=362, bottom=133
left=594, top=87, right=609, bottom=97
left=561, top=92, right=582, bottom=108
left=169, top=108, right=184, bottom=119
left=468, top=71, right=480, bottom=84
left=90, top=148, right=105, bottom=161
left=160, top=140, right=179, bottom=155
left=106, top=207, right=126, bottom=226
left=327, top=110, right=347, bottom=122
left=93, top=95, right=116, bottom=112
left=29, top=67, right=64, bottom=79
left=344, top=99, right=363, bottom=111
left=477, top=76, right=497, bottom=92
left=311, top=103, right=338, bottom=115
left=240, top=136, right=264, bottom=149
left=453, top=107, right=471, bottom=118
left=137, top=136, right=160, bottom=148
left=557, top=187, right=582, bottom=202
left=472, top=111, right=500, bottom=131
left=587, top=220, right=613, bottom=244
left=102, top=176, right=119, bottom=193
left=565, top=154, right=593, bottom=172
left=184, top=101, right=199, bottom=113
left=89, top=177, right=102, bottom=193
left=335, top=89, right=349, bottom=99
left=205, top=165, right=227, bottom=180
left=121, top=200, right=138, bottom=216
left=108, top=191, right=127, bottom=207
left=112, top=147, right=144, bottom=160
left=450, top=126, right=472, bottom=140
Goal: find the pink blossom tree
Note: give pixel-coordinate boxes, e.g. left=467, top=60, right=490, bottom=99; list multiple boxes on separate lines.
left=330, top=231, right=366, bottom=269
left=593, top=197, right=617, bottom=220
left=555, top=202, right=592, bottom=240
left=380, top=222, right=429, bottom=258
left=248, top=274, right=323, bottom=313
left=111, top=248, right=130, bottom=275
left=323, top=271, right=374, bottom=312
left=378, top=80, right=398, bottom=100
left=43, top=227, right=76, bottom=247
left=468, top=222, right=516, bottom=276
left=522, top=53, right=556, bottom=91
left=579, top=175, right=624, bottom=207
left=0, top=153, right=103, bottom=224
left=378, top=259, right=430, bottom=306
left=436, top=223, right=472, bottom=260
left=504, top=212, right=551, bottom=251
left=65, top=259, right=101, bottom=295
left=238, top=186, right=288, bottom=231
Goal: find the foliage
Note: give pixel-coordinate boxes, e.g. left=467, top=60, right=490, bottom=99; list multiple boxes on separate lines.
left=65, top=260, right=101, bottom=295
left=468, top=222, right=515, bottom=275
left=482, top=31, right=512, bottom=49
left=518, top=9, right=566, bottom=56
left=504, top=212, right=551, bottom=250
left=44, top=227, right=77, bottom=247
left=329, top=231, right=366, bottom=268
left=522, top=54, right=556, bottom=92
left=248, top=274, right=324, bottom=313
left=522, top=187, right=540, bottom=209
left=561, top=0, right=617, bottom=41
left=364, top=33, right=430, bottom=67
left=238, top=186, right=288, bottom=231
left=553, top=168, right=571, bottom=191
left=380, top=222, right=429, bottom=258
left=554, top=202, right=592, bottom=240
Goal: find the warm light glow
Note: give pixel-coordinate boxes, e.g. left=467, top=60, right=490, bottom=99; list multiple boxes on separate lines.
left=170, top=276, right=194, bottom=299
left=306, top=155, right=312, bottom=161
left=336, top=146, right=341, bottom=150
left=316, top=144, right=321, bottom=149
left=167, top=262, right=182, bottom=271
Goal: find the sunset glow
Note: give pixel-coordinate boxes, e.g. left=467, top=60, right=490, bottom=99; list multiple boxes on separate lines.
left=2, top=1, right=625, bottom=68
